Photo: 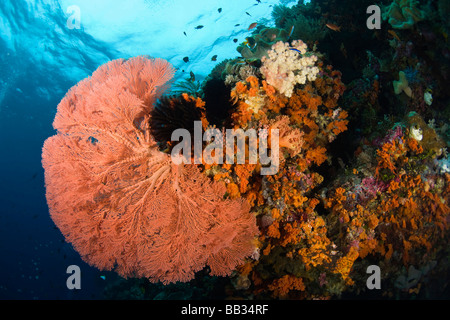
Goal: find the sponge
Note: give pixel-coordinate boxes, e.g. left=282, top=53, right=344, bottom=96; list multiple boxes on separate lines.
left=393, top=71, right=412, bottom=97
left=382, top=0, right=425, bottom=29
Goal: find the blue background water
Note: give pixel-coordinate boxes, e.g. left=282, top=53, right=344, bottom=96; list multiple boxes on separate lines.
left=0, top=0, right=292, bottom=299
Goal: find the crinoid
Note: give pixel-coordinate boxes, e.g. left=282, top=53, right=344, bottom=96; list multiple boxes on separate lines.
left=150, top=94, right=206, bottom=150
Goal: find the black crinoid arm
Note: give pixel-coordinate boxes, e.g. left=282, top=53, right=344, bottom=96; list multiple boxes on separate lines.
left=149, top=95, right=205, bottom=151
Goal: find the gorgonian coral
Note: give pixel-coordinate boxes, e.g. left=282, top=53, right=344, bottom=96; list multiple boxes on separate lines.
left=42, top=56, right=259, bottom=284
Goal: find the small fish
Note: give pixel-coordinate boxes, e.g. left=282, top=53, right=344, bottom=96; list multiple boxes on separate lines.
left=233, top=38, right=238, bottom=43
left=388, top=29, right=400, bottom=41
left=100, top=275, right=106, bottom=280
left=287, top=25, right=294, bottom=39
left=256, top=0, right=261, bottom=3
left=248, top=22, right=257, bottom=31
left=183, top=31, right=187, bottom=36
left=289, top=48, right=302, bottom=54
left=195, top=25, right=204, bottom=29
left=218, top=8, right=222, bottom=13
left=211, top=54, right=218, bottom=61
left=189, top=71, right=195, bottom=81
left=245, top=37, right=256, bottom=48
left=326, top=23, right=341, bottom=32
left=234, top=24, right=240, bottom=27
left=246, top=12, right=251, bottom=16
left=183, top=56, right=189, bottom=63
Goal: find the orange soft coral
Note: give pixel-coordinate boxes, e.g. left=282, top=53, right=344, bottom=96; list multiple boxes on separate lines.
left=269, top=115, right=304, bottom=157
left=235, top=163, right=257, bottom=193
left=306, top=146, right=328, bottom=166
left=297, top=217, right=332, bottom=270
left=227, top=62, right=349, bottom=299
left=333, top=247, right=359, bottom=285
left=326, top=134, right=450, bottom=271
left=267, top=275, right=305, bottom=298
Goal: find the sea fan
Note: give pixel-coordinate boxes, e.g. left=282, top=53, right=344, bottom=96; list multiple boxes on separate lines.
left=42, top=56, right=259, bottom=284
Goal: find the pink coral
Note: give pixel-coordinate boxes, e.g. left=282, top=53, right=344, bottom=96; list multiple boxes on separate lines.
left=269, top=115, right=304, bottom=157
left=42, top=56, right=259, bottom=284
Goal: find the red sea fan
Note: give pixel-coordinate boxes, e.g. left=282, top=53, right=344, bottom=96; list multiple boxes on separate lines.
left=42, top=56, right=259, bottom=284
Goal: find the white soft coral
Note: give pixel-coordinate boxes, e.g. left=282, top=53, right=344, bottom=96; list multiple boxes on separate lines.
left=260, top=40, right=319, bottom=97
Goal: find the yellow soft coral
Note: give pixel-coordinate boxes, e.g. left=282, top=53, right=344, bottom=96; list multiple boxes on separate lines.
left=333, top=247, right=359, bottom=285
left=267, top=275, right=305, bottom=298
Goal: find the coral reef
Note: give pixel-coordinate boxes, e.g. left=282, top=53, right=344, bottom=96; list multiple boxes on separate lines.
left=324, top=120, right=449, bottom=296
left=205, top=0, right=448, bottom=299
left=202, top=51, right=349, bottom=298
left=43, top=0, right=450, bottom=300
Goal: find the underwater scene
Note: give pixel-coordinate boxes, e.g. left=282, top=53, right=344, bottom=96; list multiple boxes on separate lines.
left=1, top=0, right=450, bottom=304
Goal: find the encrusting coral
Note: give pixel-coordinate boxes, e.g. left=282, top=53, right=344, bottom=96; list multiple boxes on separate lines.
left=41, top=0, right=450, bottom=298
left=42, top=56, right=259, bottom=284
left=324, top=121, right=449, bottom=293
left=204, top=44, right=350, bottom=298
